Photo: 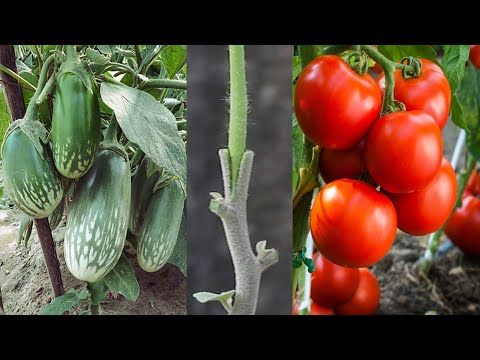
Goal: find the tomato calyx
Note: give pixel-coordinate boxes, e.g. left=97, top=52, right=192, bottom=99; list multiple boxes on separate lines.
left=292, top=247, right=315, bottom=272
left=383, top=99, right=407, bottom=116
left=293, top=146, right=321, bottom=209
left=346, top=50, right=369, bottom=76
left=400, top=56, right=423, bottom=79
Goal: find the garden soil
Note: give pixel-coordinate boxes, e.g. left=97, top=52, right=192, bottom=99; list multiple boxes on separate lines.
left=0, top=203, right=186, bottom=315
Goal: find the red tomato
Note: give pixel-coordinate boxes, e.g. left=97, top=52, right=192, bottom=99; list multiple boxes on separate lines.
left=292, top=300, right=335, bottom=315
left=469, top=45, right=480, bottom=69
left=377, top=58, right=451, bottom=129
left=385, top=158, right=457, bottom=236
left=310, top=252, right=360, bottom=308
left=445, top=194, right=480, bottom=256
left=465, top=168, right=480, bottom=197
left=310, top=179, right=397, bottom=268
left=365, top=110, right=443, bottom=194
left=318, top=140, right=366, bottom=183
left=294, top=55, right=382, bottom=150
left=335, top=268, right=380, bottom=315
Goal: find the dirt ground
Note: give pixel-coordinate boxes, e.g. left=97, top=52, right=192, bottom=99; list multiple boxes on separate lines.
left=372, top=230, right=480, bottom=315
left=0, top=203, right=186, bottom=315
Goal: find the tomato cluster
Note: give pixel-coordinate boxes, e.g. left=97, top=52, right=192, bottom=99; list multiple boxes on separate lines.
left=445, top=169, right=480, bottom=256
left=295, top=54, right=456, bottom=269
left=293, top=253, right=380, bottom=315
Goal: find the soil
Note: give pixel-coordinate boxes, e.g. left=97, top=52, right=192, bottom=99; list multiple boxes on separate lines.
left=373, top=231, right=480, bottom=315
left=0, top=201, right=186, bottom=315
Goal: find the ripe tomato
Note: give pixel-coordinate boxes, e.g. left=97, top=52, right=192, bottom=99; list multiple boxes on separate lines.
left=365, top=110, right=443, bottom=194
left=385, top=158, right=457, bottom=236
left=318, top=140, right=366, bottom=184
left=377, top=58, right=451, bottom=129
left=292, top=300, right=335, bottom=315
left=469, top=45, right=480, bottom=69
left=445, top=195, right=480, bottom=256
left=335, top=268, right=380, bottom=315
left=310, top=252, right=360, bottom=308
left=310, top=179, right=397, bottom=268
left=465, top=168, right=480, bottom=197
left=294, top=55, right=382, bottom=150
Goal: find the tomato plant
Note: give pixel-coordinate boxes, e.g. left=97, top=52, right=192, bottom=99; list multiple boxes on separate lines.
left=310, top=179, right=397, bottom=268
left=318, top=140, right=366, bottom=183
left=310, top=252, right=359, bottom=307
left=376, top=58, right=451, bottom=129
left=294, top=55, right=382, bottom=150
left=365, top=110, right=443, bottom=194
left=335, top=268, right=380, bottom=315
left=465, top=169, right=480, bottom=196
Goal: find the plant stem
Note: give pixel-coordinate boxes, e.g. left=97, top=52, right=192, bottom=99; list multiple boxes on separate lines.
left=420, top=153, right=476, bottom=274
left=141, top=78, right=187, bottom=90
left=91, top=304, right=100, bottom=315
left=134, top=45, right=142, bottom=65
left=210, top=150, right=278, bottom=315
left=66, top=45, right=77, bottom=61
left=24, top=55, right=55, bottom=121
left=228, top=45, right=248, bottom=197
left=36, top=72, right=56, bottom=105
left=0, top=64, right=36, bottom=91
left=33, top=45, right=43, bottom=69
left=0, top=286, right=5, bottom=315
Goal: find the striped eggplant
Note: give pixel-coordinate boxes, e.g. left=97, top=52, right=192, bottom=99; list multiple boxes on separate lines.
left=64, top=147, right=131, bottom=283
left=2, top=127, right=64, bottom=218
left=129, top=157, right=160, bottom=236
left=137, top=180, right=185, bottom=272
left=52, top=48, right=101, bottom=179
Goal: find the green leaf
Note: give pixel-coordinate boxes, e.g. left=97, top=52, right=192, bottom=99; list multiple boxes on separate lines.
left=442, top=45, right=470, bottom=93
left=193, top=290, right=235, bottom=313
left=292, top=113, right=304, bottom=191
left=168, top=209, right=186, bottom=276
left=17, top=213, right=33, bottom=247
left=293, top=56, right=302, bottom=83
left=103, top=253, right=140, bottom=302
left=100, top=82, right=186, bottom=186
left=86, top=48, right=109, bottom=66
left=0, top=89, right=10, bottom=141
left=161, top=45, right=187, bottom=79
left=77, top=287, right=89, bottom=300
left=377, top=45, right=437, bottom=64
left=97, top=45, right=115, bottom=55
left=457, top=65, right=480, bottom=159
left=298, top=45, right=324, bottom=68
left=38, top=288, right=80, bottom=315
left=87, top=281, right=108, bottom=306
left=451, top=95, right=468, bottom=131
left=19, top=71, right=38, bottom=108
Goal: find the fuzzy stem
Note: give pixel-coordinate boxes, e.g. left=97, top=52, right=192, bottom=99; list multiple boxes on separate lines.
left=24, top=55, right=55, bottom=121
left=228, top=45, right=248, bottom=197
left=65, top=45, right=77, bottom=61
left=141, top=79, right=187, bottom=90
left=210, top=150, right=278, bottom=315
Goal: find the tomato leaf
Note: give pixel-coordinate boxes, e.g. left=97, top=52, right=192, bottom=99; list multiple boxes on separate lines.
left=292, top=113, right=304, bottom=191
left=450, top=95, right=468, bottom=132
left=293, top=56, right=302, bottom=83
left=377, top=45, right=437, bottom=64
left=100, top=82, right=186, bottom=187
left=456, top=65, right=480, bottom=159
left=103, top=253, right=140, bottom=302
left=442, top=45, right=470, bottom=93
left=38, top=288, right=81, bottom=315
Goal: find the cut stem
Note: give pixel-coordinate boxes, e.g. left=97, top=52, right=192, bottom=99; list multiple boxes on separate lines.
left=228, top=45, right=248, bottom=197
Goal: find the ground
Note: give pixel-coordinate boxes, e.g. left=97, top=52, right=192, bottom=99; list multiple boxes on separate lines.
left=373, top=231, right=480, bottom=315
left=0, top=202, right=186, bottom=315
